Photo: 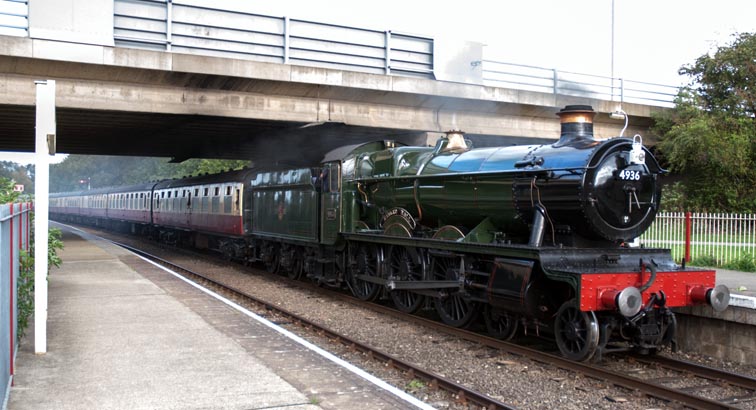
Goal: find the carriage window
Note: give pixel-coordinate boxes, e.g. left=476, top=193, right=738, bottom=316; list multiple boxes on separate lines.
left=226, top=186, right=231, bottom=196
left=168, top=191, right=172, bottom=198
left=321, top=168, right=329, bottom=192
left=320, top=165, right=341, bottom=193
left=204, top=188, right=209, bottom=196
left=214, top=187, right=220, bottom=196
left=195, top=188, right=199, bottom=196
left=329, top=165, right=340, bottom=192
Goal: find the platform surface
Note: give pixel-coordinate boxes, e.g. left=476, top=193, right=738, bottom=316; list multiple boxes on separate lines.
left=717, top=268, right=756, bottom=298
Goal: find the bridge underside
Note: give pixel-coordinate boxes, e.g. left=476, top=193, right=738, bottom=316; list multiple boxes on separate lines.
left=0, top=104, right=557, bottom=166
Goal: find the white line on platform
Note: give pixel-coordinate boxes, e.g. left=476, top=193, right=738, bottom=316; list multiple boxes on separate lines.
left=729, top=294, right=756, bottom=309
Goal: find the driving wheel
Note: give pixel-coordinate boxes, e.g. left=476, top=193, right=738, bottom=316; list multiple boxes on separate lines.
left=431, top=255, right=477, bottom=327
left=387, top=246, right=425, bottom=313
left=484, top=306, right=519, bottom=340
left=347, top=244, right=382, bottom=301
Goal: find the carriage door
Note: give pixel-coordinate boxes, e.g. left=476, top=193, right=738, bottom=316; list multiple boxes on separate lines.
left=320, top=162, right=341, bottom=245
left=186, top=190, right=192, bottom=227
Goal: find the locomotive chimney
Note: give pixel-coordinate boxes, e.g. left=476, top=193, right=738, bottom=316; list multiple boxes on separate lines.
left=434, top=130, right=469, bottom=153
left=556, top=105, right=596, bottom=146
left=444, top=130, right=468, bottom=151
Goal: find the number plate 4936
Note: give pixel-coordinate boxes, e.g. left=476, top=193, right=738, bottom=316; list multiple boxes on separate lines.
left=618, top=169, right=642, bottom=181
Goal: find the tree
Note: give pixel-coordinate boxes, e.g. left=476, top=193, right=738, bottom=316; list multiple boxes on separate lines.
left=680, top=32, right=756, bottom=118
left=0, top=161, right=34, bottom=192
left=654, top=32, right=756, bottom=212
left=0, top=176, right=21, bottom=203
left=50, top=155, right=251, bottom=192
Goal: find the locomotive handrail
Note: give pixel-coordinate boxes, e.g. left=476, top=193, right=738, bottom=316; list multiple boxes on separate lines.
left=349, top=168, right=575, bottom=183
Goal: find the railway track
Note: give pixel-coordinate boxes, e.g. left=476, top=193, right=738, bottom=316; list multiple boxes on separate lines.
left=626, top=355, right=756, bottom=406
left=79, top=226, right=756, bottom=410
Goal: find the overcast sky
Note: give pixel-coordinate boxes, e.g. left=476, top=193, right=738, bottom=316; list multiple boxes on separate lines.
left=2, top=0, right=755, bottom=165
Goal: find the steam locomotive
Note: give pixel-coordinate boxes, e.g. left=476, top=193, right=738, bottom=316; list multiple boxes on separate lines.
left=50, top=105, right=729, bottom=361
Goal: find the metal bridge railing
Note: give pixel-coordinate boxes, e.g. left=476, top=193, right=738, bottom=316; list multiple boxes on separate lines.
left=0, top=0, right=27, bottom=37
left=113, top=0, right=434, bottom=78
left=482, top=60, right=679, bottom=107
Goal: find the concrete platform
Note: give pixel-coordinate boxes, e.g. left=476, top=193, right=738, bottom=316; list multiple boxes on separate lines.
left=8, top=226, right=419, bottom=410
left=672, top=268, right=756, bottom=364
left=717, top=268, right=756, bottom=305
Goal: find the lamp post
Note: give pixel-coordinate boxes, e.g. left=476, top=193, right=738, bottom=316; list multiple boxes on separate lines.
left=611, top=0, right=615, bottom=85
left=609, top=0, right=625, bottom=125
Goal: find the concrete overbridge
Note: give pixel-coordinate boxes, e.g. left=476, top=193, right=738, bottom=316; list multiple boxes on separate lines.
left=0, top=0, right=672, bottom=166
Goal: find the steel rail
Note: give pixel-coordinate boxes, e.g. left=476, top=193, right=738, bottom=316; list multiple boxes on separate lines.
left=113, top=241, right=515, bottom=410
left=629, top=355, right=756, bottom=392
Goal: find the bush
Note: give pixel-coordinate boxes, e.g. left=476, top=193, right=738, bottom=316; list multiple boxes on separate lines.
left=4, top=176, right=64, bottom=339
left=688, top=253, right=756, bottom=273
left=723, top=254, right=756, bottom=273
left=16, top=225, right=63, bottom=339
left=689, top=254, right=719, bottom=268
